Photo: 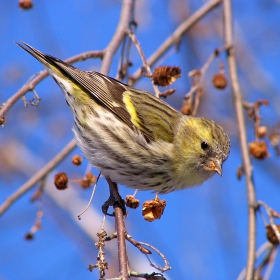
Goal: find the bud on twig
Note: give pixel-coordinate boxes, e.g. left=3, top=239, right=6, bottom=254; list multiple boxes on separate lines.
left=72, top=155, right=83, bottom=166
left=212, top=73, right=227, bottom=89
left=80, top=172, right=96, bottom=189
left=54, top=172, right=68, bottom=190
left=266, top=225, right=280, bottom=245
left=0, top=116, right=5, bottom=126
left=256, top=126, right=267, bottom=139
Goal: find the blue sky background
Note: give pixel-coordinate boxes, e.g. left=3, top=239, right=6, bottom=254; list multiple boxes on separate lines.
left=1, top=1, right=280, bottom=279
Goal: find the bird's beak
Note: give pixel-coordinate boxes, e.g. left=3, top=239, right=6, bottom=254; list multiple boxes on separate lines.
left=204, top=159, right=222, bottom=176
left=213, top=160, right=222, bottom=176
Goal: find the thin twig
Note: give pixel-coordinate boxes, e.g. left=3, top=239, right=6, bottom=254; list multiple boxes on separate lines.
left=137, top=241, right=171, bottom=273
left=258, top=201, right=280, bottom=243
left=129, top=0, right=222, bottom=84
left=104, top=232, right=118, bottom=241
left=0, top=50, right=104, bottom=120
left=125, top=30, right=160, bottom=97
left=116, top=10, right=137, bottom=81
left=184, top=44, right=230, bottom=115
left=0, top=139, right=76, bottom=216
left=199, top=45, right=230, bottom=75
left=237, top=242, right=273, bottom=280
left=126, top=234, right=152, bottom=255
left=99, top=0, right=133, bottom=75
left=262, top=246, right=278, bottom=280
left=223, top=1, right=257, bottom=280
left=77, top=172, right=101, bottom=220
left=255, top=245, right=278, bottom=280
left=129, top=271, right=166, bottom=280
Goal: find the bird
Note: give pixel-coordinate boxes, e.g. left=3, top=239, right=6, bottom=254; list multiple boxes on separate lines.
left=16, top=41, right=230, bottom=194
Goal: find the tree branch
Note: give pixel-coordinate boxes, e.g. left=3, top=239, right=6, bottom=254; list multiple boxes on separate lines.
left=0, top=139, right=76, bottom=216
left=129, top=0, right=222, bottom=84
left=223, top=1, right=257, bottom=279
left=125, top=29, right=160, bottom=97
left=0, top=50, right=104, bottom=120
left=99, top=0, right=133, bottom=75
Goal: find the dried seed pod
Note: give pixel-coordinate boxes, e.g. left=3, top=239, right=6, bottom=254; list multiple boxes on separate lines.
left=212, top=73, right=227, bottom=90
left=19, top=0, right=33, bottom=9
left=269, top=132, right=280, bottom=148
left=159, top=89, right=176, bottom=98
left=266, top=225, right=280, bottom=245
left=181, top=101, right=193, bottom=116
left=80, top=172, right=96, bottom=188
left=236, top=165, right=244, bottom=180
left=256, top=126, right=267, bottom=138
left=0, top=116, right=5, bottom=126
left=142, top=196, right=166, bottom=222
left=248, top=141, right=269, bottom=160
left=25, top=232, right=34, bottom=240
left=54, top=172, right=68, bottom=190
left=125, top=195, right=140, bottom=209
left=72, top=155, right=83, bottom=166
left=256, top=99, right=269, bottom=107
left=153, top=66, right=181, bottom=87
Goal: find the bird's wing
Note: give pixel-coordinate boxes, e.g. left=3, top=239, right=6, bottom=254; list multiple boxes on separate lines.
left=71, top=69, right=181, bottom=143
left=16, top=41, right=181, bottom=143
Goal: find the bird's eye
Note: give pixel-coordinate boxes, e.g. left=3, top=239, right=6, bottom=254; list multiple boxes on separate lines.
left=201, top=141, right=209, bottom=150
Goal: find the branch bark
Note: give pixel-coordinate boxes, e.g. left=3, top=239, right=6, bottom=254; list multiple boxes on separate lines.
left=223, top=1, right=257, bottom=279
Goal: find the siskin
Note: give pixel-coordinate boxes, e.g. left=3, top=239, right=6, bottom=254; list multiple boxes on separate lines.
left=17, top=42, right=230, bottom=194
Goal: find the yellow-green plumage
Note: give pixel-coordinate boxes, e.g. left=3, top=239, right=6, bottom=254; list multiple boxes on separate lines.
left=16, top=41, right=230, bottom=193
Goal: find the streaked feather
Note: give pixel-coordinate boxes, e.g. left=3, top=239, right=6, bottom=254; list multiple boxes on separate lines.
left=15, top=41, right=180, bottom=143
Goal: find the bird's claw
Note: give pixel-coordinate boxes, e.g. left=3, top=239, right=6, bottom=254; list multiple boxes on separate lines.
left=102, top=194, right=126, bottom=216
